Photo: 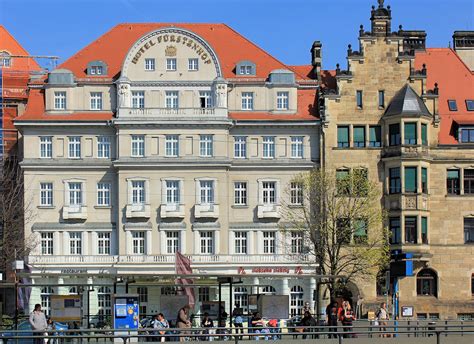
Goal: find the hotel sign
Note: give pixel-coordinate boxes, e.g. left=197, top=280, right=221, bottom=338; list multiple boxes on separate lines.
left=238, top=266, right=304, bottom=275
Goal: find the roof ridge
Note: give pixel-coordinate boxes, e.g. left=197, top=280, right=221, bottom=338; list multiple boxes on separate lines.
left=0, top=25, right=41, bottom=69
left=422, top=48, right=474, bottom=76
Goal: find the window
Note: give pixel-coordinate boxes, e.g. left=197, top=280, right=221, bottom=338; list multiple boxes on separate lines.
left=200, top=231, right=214, bottom=254
left=234, top=182, right=247, bottom=205
left=97, top=183, right=111, bottom=206
left=234, top=287, right=249, bottom=313
left=97, top=287, right=111, bottom=316
left=336, top=169, right=350, bottom=195
left=199, top=91, right=212, bottom=108
left=144, top=58, right=155, bottom=71
left=165, top=91, right=179, bottom=109
left=464, top=218, right=474, bottom=243
left=90, top=66, right=103, bottom=75
left=404, top=167, right=417, bottom=193
left=199, top=180, right=214, bottom=204
left=132, top=231, right=145, bottom=255
left=263, top=232, right=276, bottom=254
left=166, top=180, right=180, bottom=205
left=290, top=182, right=303, bottom=205
left=40, top=287, right=54, bottom=317
left=354, top=219, right=368, bottom=244
left=41, top=232, right=54, bottom=255
left=291, top=232, right=303, bottom=254
left=262, top=181, right=276, bottom=204
left=68, top=136, right=81, bottom=158
left=0, top=52, right=11, bottom=67
left=421, top=124, right=428, bottom=145
left=389, top=124, right=401, bottom=146
left=97, top=136, right=111, bottom=158
left=291, top=136, right=304, bottom=158
left=404, top=123, right=417, bottom=145
left=290, top=286, right=304, bottom=317
left=421, top=217, right=428, bottom=244
left=389, top=167, right=401, bottom=194
left=40, top=136, right=53, bottom=158
left=68, top=182, right=82, bottom=206
left=199, top=135, right=213, bottom=157
left=447, top=169, right=460, bottom=195
left=188, top=58, right=199, bottom=71
left=417, top=269, right=437, bottom=297
left=337, top=126, right=349, bottom=148
left=131, top=181, right=145, bottom=205
left=240, top=65, right=252, bottom=75
left=353, top=168, right=368, bottom=197
left=40, top=183, right=53, bottom=206
left=138, top=287, right=148, bottom=304
left=69, top=232, right=82, bottom=255
left=131, top=135, right=145, bottom=157
left=54, top=91, right=66, bottom=110
left=460, top=127, right=474, bottom=143
left=464, top=169, right=474, bottom=194
left=166, top=58, right=177, bottom=71
left=165, top=135, right=179, bottom=157
left=198, top=287, right=210, bottom=302
left=261, top=286, right=276, bottom=295
left=98, top=232, right=111, bottom=255
left=166, top=231, right=179, bottom=254
left=448, top=100, right=458, bottom=111
left=378, top=90, right=385, bottom=108
left=421, top=167, right=428, bottom=193
left=389, top=217, right=401, bottom=244
left=90, top=92, right=103, bottom=110
left=356, top=90, right=363, bottom=108
left=235, top=231, right=247, bottom=254
left=234, top=136, right=247, bottom=158
left=276, top=92, right=289, bottom=110
left=241, top=92, right=254, bottom=110
left=132, top=91, right=145, bottom=109
left=467, top=100, right=474, bottom=111
left=263, top=136, right=275, bottom=158
left=405, top=216, right=417, bottom=244
left=369, top=126, right=381, bottom=147
left=353, top=126, right=366, bottom=147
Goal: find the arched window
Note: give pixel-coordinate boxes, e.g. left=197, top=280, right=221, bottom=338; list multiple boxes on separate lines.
left=40, top=287, right=55, bottom=316
left=0, top=52, right=11, bottom=67
left=97, top=286, right=111, bottom=316
left=234, top=287, right=248, bottom=313
left=69, top=286, right=78, bottom=294
left=261, top=286, right=276, bottom=295
left=417, top=269, right=438, bottom=297
left=290, top=285, right=304, bottom=317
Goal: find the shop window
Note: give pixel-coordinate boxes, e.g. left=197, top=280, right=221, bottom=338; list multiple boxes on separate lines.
left=416, top=269, right=438, bottom=297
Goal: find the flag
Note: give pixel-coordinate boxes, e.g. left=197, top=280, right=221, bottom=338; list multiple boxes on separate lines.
left=175, top=252, right=195, bottom=307
left=17, top=263, right=32, bottom=312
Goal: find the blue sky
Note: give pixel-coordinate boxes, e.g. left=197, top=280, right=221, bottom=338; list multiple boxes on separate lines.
left=1, top=0, right=472, bottom=70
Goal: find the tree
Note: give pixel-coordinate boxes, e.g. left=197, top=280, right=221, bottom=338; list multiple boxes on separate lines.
left=282, top=168, right=389, bottom=301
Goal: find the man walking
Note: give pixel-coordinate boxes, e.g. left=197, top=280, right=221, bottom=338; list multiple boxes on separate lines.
left=29, top=304, right=48, bottom=344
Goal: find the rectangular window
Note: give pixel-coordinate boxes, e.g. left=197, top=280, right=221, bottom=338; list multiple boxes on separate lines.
left=234, top=136, right=247, bottom=158
left=188, top=58, right=199, bottom=71
left=290, top=182, right=303, bottom=205
left=40, top=136, right=53, bottom=158
left=353, top=126, right=366, bottom=147
left=421, top=217, right=428, bottom=244
left=131, top=91, right=145, bottom=109
left=240, top=65, right=252, bottom=75
left=464, top=218, right=474, bottom=243
left=465, top=169, right=474, bottom=194
left=165, top=91, right=179, bottom=109
left=369, top=126, right=381, bottom=147
left=200, top=231, right=214, bottom=254
left=90, top=92, right=103, bottom=110
left=460, top=127, right=474, bottom=143
left=199, top=180, right=214, bottom=204
left=97, top=136, right=111, bottom=159
left=356, top=90, right=363, bottom=108
left=234, top=182, right=247, bottom=205
left=389, top=217, right=401, bottom=244
left=98, top=232, right=111, bottom=255
left=131, top=181, right=145, bottom=205
left=69, top=232, right=82, bottom=255
left=91, top=66, right=103, bottom=75
left=54, top=91, right=66, bottom=110
left=421, top=124, right=428, bottom=145
left=353, top=219, right=368, bottom=244
left=199, top=135, right=213, bottom=157
left=241, top=92, right=254, bottom=110
left=68, top=182, right=82, bottom=206
left=166, top=58, right=177, bottom=71
left=132, top=231, right=145, bottom=255
left=421, top=167, right=428, bottom=194
left=137, top=287, right=148, bottom=303
left=166, top=180, right=180, bottom=205
left=97, top=183, right=111, bottom=206
left=467, top=100, right=474, bottom=111
left=40, top=183, right=53, bottom=206
left=68, top=136, right=81, bottom=158
left=389, top=124, right=401, bottom=146
left=404, top=123, right=417, bottom=145
left=166, top=231, right=179, bottom=254
left=199, top=91, right=212, bottom=108
left=404, top=167, right=417, bottom=193
left=336, top=169, right=350, bottom=195
left=198, top=287, right=210, bottom=302
left=131, top=135, right=145, bottom=157
left=41, top=233, right=54, bottom=255
left=291, top=136, right=304, bottom=158
left=389, top=168, right=401, bottom=194
left=262, top=181, right=277, bottom=204
left=263, top=232, right=276, bottom=254
left=234, top=231, right=247, bottom=254
left=291, top=232, right=303, bottom=254
left=263, top=136, right=275, bottom=158
left=378, top=90, right=385, bottom=108
left=165, top=135, right=179, bottom=157
left=276, top=91, right=289, bottom=110
left=447, top=169, right=460, bottom=195
left=448, top=100, right=458, bottom=111
left=405, top=216, right=417, bottom=244
left=337, top=126, right=349, bottom=148
left=144, top=58, right=155, bottom=71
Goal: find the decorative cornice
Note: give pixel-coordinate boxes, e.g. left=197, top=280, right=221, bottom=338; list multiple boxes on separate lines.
left=32, top=222, right=115, bottom=231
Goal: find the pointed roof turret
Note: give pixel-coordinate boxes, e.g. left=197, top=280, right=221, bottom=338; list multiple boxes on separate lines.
left=384, top=84, right=431, bottom=117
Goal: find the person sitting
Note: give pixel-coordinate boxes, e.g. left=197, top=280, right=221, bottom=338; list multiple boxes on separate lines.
left=299, top=311, right=317, bottom=339
left=201, top=312, right=214, bottom=341
left=153, top=313, right=169, bottom=342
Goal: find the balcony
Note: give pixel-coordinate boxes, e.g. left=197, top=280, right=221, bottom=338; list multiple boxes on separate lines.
left=62, top=205, right=87, bottom=220
left=117, top=107, right=228, bottom=119
left=385, top=193, right=429, bottom=211
left=382, top=145, right=429, bottom=159
left=194, top=204, right=219, bottom=219
left=257, top=204, right=281, bottom=219
left=160, top=204, right=185, bottom=218
left=125, top=204, right=151, bottom=219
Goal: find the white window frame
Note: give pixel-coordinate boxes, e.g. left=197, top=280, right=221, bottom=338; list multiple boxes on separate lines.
left=199, top=135, right=213, bottom=157
left=144, top=58, right=155, bottom=71
left=166, top=231, right=180, bottom=254
left=90, top=65, right=103, bottom=75
left=199, top=91, right=212, bottom=108
left=90, top=92, right=103, bottom=110
left=234, top=231, right=248, bottom=254
left=290, top=232, right=303, bottom=254
left=131, top=180, right=146, bottom=205
left=165, top=180, right=180, bottom=205
left=97, top=183, right=111, bottom=206
left=54, top=91, right=66, bottom=110
left=263, top=136, right=275, bottom=158
left=199, top=180, right=215, bottom=204
left=40, top=182, right=53, bottom=206
left=132, top=231, right=145, bottom=255
left=239, top=65, right=252, bottom=75
left=166, top=58, right=177, bottom=71
left=291, top=136, right=304, bottom=158
left=241, top=92, right=254, bottom=110
left=39, top=136, right=53, bottom=158
left=200, top=231, right=214, bottom=254
left=131, top=135, right=145, bottom=157
left=69, top=232, right=82, bottom=255
left=131, top=91, right=145, bottom=109
left=263, top=231, right=276, bottom=254
left=234, top=136, right=247, bottom=159
left=262, top=181, right=277, bottom=205
left=97, top=232, right=111, bottom=255
left=165, top=135, right=179, bottom=157
left=234, top=182, right=247, bottom=205
left=276, top=91, right=289, bottom=110
left=41, top=232, right=54, bottom=255
left=290, top=182, right=303, bottom=205
left=68, top=182, right=83, bottom=206
left=97, top=136, right=111, bottom=159
left=68, top=136, right=81, bottom=159
left=0, top=52, right=11, bottom=67
left=188, top=58, right=199, bottom=71
left=165, top=91, right=179, bottom=109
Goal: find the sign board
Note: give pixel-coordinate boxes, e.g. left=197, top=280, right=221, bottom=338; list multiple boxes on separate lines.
left=257, top=295, right=289, bottom=319
left=401, top=306, right=414, bottom=317
left=50, top=295, right=82, bottom=321
left=113, top=294, right=139, bottom=330
left=160, top=295, right=189, bottom=320
left=200, top=301, right=224, bottom=319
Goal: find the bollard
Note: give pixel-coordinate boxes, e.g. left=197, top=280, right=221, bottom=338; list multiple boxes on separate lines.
left=436, top=331, right=440, bottom=344
left=338, top=333, right=343, bottom=344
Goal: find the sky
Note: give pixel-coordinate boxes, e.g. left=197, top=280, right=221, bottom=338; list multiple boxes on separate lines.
left=1, top=0, right=473, bottom=70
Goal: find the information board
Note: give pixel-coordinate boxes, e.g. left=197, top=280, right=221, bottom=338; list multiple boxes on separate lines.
left=257, top=295, right=289, bottom=319
left=160, top=295, right=189, bottom=321
left=50, top=295, right=82, bottom=321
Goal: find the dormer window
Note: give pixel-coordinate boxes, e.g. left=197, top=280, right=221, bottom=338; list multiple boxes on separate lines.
left=240, top=65, right=252, bottom=75
left=86, top=60, right=107, bottom=76
left=0, top=51, right=11, bottom=67
left=448, top=100, right=458, bottom=111
left=460, top=127, right=474, bottom=143
left=91, top=66, right=103, bottom=75
left=236, top=60, right=256, bottom=76
left=466, top=100, right=474, bottom=111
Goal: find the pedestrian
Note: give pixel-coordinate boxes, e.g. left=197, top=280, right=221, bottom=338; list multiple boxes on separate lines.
left=232, top=302, right=244, bottom=340
left=326, top=300, right=339, bottom=338
left=338, top=301, right=355, bottom=338
left=29, top=304, right=48, bottom=344
left=299, top=310, right=317, bottom=339
left=176, top=305, right=191, bottom=342
left=201, top=312, right=214, bottom=341
left=217, top=306, right=228, bottom=340
left=153, top=313, right=169, bottom=342
left=376, top=302, right=390, bottom=338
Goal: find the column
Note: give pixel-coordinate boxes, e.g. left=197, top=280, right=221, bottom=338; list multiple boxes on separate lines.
left=214, top=230, right=220, bottom=255
left=181, top=230, right=187, bottom=254
left=146, top=230, right=152, bottom=255
left=83, top=231, right=89, bottom=256
left=252, top=277, right=260, bottom=295
left=91, top=232, right=98, bottom=255
left=194, top=231, right=200, bottom=255
left=58, top=277, right=67, bottom=295
left=309, top=277, right=316, bottom=314
left=63, top=232, right=69, bottom=255
left=281, top=278, right=289, bottom=297
left=54, top=232, right=61, bottom=255
left=126, top=231, right=132, bottom=255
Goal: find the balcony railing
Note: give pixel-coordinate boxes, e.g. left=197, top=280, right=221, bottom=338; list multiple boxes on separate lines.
left=118, top=107, right=228, bottom=118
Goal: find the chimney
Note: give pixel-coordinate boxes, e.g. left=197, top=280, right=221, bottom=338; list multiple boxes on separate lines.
left=453, top=31, right=474, bottom=71
left=311, top=41, right=322, bottom=81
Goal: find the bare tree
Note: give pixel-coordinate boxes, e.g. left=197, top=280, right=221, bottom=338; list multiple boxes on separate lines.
left=282, top=168, right=389, bottom=300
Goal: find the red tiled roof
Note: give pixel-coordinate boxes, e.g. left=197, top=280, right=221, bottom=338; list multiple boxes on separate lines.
left=288, top=65, right=315, bottom=80
left=0, top=25, right=41, bottom=71
left=415, top=48, right=474, bottom=145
